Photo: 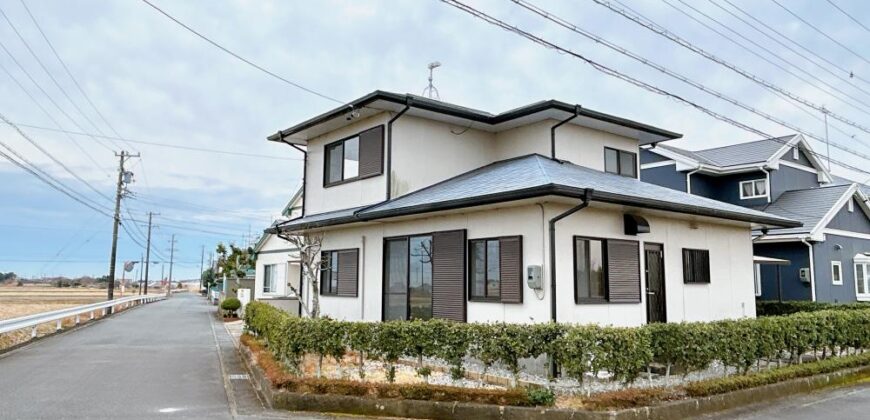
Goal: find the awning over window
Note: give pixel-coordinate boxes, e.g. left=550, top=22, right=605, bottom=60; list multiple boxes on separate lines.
left=624, top=214, right=650, bottom=236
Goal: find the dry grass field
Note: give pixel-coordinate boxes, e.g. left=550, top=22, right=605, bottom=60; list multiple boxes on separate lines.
left=0, top=286, right=129, bottom=350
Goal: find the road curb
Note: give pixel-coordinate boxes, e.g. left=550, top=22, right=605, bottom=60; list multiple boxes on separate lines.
left=238, top=339, right=870, bottom=420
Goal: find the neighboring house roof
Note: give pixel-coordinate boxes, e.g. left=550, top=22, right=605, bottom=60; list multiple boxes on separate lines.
left=756, top=183, right=870, bottom=240
left=253, top=187, right=305, bottom=253
left=657, top=136, right=794, bottom=167
left=267, top=90, right=682, bottom=146
left=269, top=154, right=799, bottom=233
left=646, top=134, right=831, bottom=181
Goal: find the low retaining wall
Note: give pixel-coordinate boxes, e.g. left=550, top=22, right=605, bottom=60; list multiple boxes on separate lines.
left=238, top=343, right=870, bottom=420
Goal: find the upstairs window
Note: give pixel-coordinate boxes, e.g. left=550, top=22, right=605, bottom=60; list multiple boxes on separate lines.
left=604, top=147, right=637, bottom=178
left=792, top=147, right=799, bottom=160
left=682, top=249, right=710, bottom=284
left=848, top=198, right=855, bottom=213
left=323, top=126, right=384, bottom=187
left=739, top=179, right=767, bottom=199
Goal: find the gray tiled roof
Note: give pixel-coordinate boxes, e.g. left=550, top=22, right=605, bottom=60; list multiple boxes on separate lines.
left=274, top=155, right=799, bottom=232
left=759, top=184, right=852, bottom=235
left=656, top=135, right=796, bottom=167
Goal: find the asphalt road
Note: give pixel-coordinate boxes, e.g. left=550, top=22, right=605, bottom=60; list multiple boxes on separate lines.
left=0, top=293, right=350, bottom=419
left=703, top=380, right=870, bottom=419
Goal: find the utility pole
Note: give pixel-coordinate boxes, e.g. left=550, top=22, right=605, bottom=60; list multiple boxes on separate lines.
left=143, top=212, right=156, bottom=295
left=167, top=234, right=177, bottom=296
left=137, top=254, right=143, bottom=294
left=106, top=151, right=139, bottom=307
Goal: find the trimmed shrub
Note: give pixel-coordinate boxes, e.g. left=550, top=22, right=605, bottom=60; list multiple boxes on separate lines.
left=221, top=297, right=241, bottom=317
left=244, top=301, right=870, bottom=391
left=756, top=300, right=870, bottom=316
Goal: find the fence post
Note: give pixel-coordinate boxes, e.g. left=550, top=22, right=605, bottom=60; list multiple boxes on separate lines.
left=90, top=311, right=95, bottom=320
left=31, top=326, right=37, bottom=338
left=75, top=315, right=80, bottom=325
left=55, top=319, right=61, bottom=331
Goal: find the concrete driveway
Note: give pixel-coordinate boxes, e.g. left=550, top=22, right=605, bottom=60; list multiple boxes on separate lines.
left=701, top=380, right=870, bottom=419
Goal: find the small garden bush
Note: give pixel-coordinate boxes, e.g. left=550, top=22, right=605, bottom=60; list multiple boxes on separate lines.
left=244, top=302, right=870, bottom=390
left=220, top=297, right=241, bottom=317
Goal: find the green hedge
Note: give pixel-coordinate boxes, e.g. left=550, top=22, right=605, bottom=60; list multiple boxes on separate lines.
left=756, top=300, right=870, bottom=316
left=244, top=302, right=870, bottom=385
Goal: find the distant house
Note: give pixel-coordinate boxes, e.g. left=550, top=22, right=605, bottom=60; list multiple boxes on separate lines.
left=641, top=135, right=870, bottom=303
left=265, top=91, right=797, bottom=325
left=252, top=188, right=302, bottom=314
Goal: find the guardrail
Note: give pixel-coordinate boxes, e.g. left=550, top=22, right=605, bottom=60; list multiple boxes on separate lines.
left=0, top=294, right=166, bottom=337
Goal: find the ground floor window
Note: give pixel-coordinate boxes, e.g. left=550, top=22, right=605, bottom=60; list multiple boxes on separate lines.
left=754, top=263, right=762, bottom=296
left=320, top=250, right=359, bottom=297
left=575, top=237, right=606, bottom=302
left=682, top=249, right=711, bottom=284
left=263, top=264, right=277, bottom=293
left=384, top=235, right=433, bottom=320
left=856, top=261, right=870, bottom=299
left=468, top=236, right=523, bottom=303
left=574, top=236, right=641, bottom=303
left=831, top=261, right=843, bottom=285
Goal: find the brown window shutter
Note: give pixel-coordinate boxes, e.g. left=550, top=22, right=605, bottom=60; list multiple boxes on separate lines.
left=432, top=230, right=466, bottom=322
left=606, top=239, right=641, bottom=303
left=336, top=249, right=359, bottom=297
left=499, top=236, right=523, bottom=303
left=358, top=125, right=384, bottom=178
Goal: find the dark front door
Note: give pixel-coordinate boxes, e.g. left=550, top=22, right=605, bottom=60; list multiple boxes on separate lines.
left=644, top=243, right=666, bottom=323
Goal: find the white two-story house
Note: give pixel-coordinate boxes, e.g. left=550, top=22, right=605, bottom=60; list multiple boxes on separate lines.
left=265, top=91, right=798, bottom=326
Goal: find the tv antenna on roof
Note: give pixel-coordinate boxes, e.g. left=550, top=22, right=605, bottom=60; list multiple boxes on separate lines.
left=422, top=61, right=441, bottom=100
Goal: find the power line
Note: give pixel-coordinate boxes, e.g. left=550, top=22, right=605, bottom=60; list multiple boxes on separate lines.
left=824, top=0, right=870, bottom=34
left=17, top=0, right=137, bottom=151
left=139, top=0, right=343, bottom=104
left=0, top=4, right=123, bottom=150
left=0, top=60, right=111, bottom=174
left=0, top=144, right=112, bottom=217
left=513, top=0, right=870, bottom=153
left=0, top=38, right=116, bottom=153
left=0, top=112, right=114, bottom=202
left=770, top=0, right=870, bottom=66
left=593, top=0, right=870, bottom=117
left=440, top=0, right=870, bottom=179
left=716, top=0, right=870, bottom=88
left=1, top=121, right=302, bottom=160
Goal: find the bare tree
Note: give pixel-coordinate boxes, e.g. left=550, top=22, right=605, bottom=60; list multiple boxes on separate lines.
left=279, top=231, right=324, bottom=318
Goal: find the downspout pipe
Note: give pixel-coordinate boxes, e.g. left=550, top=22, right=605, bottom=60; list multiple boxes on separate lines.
left=279, top=132, right=308, bottom=217
left=801, top=238, right=817, bottom=301
left=386, top=98, right=413, bottom=200
left=550, top=105, right=581, bottom=160
left=759, top=166, right=771, bottom=203
left=548, top=189, right=592, bottom=323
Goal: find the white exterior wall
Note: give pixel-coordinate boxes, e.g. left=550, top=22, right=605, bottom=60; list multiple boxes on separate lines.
left=390, top=116, right=495, bottom=197
left=555, top=124, right=639, bottom=172
left=304, top=113, right=390, bottom=214
left=309, top=202, right=756, bottom=325
left=254, top=233, right=300, bottom=300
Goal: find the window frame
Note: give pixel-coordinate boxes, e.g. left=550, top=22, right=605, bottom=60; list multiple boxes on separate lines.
left=603, top=147, right=638, bottom=179
left=831, top=261, right=843, bottom=285
left=754, top=263, right=762, bottom=297
left=320, top=251, right=340, bottom=296
left=573, top=235, right=609, bottom=304
left=263, top=264, right=276, bottom=294
left=320, top=249, right=359, bottom=297
left=739, top=179, right=768, bottom=200
left=382, top=233, right=435, bottom=320
left=682, top=248, right=711, bottom=284
left=468, top=236, right=515, bottom=302
left=855, top=262, right=870, bottom=300
left=322, top=126, right=384, bottom=188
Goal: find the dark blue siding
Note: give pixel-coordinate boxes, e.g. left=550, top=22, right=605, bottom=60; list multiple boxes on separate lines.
left=769, top=166, right=820, bottom=201
left=827, top=197, right=870, bottom=234
left=690, top=171, right=768, bottom=207
left=754, top=241, right=812, bottom=301
left=813, top=234, right=870, bottom=303
left=640, top=163, right=687, bottom=192
left=640, top=149, right=671, bottom=164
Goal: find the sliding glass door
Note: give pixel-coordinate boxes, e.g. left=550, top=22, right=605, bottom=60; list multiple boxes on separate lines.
left=384, top=235, right=433, bottom=320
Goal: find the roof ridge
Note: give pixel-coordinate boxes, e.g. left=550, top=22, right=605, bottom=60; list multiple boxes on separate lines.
left=691, top=135, right=796, bottom=154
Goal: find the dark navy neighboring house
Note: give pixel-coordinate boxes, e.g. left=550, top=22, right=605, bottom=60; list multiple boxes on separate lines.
left=640, top=134, right=870, bottom=303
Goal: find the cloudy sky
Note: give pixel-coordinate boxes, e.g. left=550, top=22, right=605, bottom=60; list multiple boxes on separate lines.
left=1, top=0, right=868, bottom=281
